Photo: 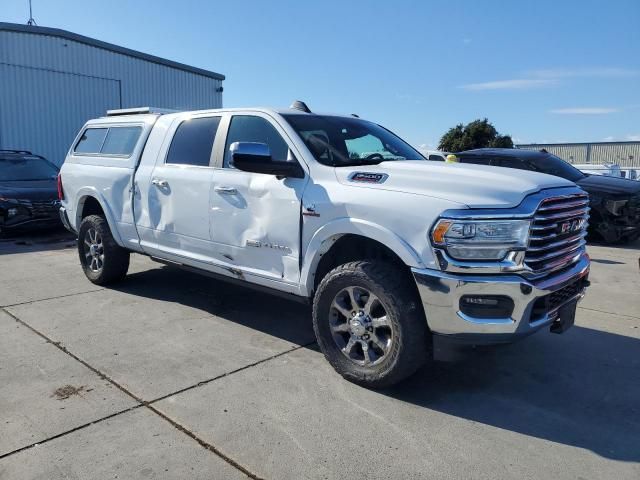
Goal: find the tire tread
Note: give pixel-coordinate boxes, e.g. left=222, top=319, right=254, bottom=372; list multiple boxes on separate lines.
left=312, top=260, right=430, bottom=388
left=78, top=214, right=130, bottom=285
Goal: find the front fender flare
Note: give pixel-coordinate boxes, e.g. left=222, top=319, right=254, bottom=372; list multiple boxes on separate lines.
left=299, top=217, right=425, bottom=296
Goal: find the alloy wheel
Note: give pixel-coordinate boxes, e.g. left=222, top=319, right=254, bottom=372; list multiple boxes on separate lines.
left=83, top=227, right=104, bottom=272
left=329, top=286, right=394, bottom=366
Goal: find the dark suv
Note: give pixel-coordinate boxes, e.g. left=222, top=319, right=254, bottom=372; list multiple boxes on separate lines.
left=0, top=150, right=62, bottom=234
left=449, top=148, right=640, bottom=243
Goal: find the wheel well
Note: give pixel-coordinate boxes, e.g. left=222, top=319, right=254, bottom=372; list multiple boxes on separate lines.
left=79, top=196, right=104, bottom=219
left=313, top=234, right=411, bottom=291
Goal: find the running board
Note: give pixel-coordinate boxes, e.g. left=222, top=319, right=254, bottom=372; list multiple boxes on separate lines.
left=149, top=256, right=310, bottom=305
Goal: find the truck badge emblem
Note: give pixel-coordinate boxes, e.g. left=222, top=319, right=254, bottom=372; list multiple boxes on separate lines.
left=246, top=240, right=292, bottom=254
left=559, top=218, right=585, bottom=234
left=349, top=172, right=389, bottom=184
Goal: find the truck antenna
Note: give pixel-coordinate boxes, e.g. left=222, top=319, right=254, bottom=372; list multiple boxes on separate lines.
left=26, top=0, right=37, bottom=26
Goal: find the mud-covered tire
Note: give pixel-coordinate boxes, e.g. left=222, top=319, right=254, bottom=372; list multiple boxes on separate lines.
left=77, top=215, right=130, bottom=285
left=312, top=261, right=431, bottom=388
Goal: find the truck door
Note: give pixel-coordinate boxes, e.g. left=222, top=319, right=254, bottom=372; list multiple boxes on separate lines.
left=209, top=113, right=306, bottom=289
left=143, top=115, right=222, bottom=263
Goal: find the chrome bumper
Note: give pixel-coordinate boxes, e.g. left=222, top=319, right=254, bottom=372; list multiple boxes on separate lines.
left=59, top=206, right=76, bottom=233
left=412, top=253, right=590, bottom=344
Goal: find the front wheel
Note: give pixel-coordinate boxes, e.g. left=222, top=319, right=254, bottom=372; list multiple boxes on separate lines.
left=78, top=215, right=130, bottom=285
left=312, top=261, right=430, bottom=388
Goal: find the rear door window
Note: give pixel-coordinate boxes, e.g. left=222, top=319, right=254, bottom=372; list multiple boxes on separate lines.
left=74, top=128, right=108, bottom=153
left=166, top=117, right=221, bottom=167
left=101, top=127, right=142, bottom=155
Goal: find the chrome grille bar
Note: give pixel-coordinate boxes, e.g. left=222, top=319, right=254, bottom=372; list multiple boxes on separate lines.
left=527, top=231, right=587, bottom=250
left=525, top=193, right=589, bottom=275
left=533, top=207, right=590, bottom=222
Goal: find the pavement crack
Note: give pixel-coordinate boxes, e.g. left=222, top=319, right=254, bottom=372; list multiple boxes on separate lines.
left=145, top=403, right=264, bottom=479
left=1, top=307, right=146, bottom=405
left=1, top=288, right=104, bottom=308
left=0, top=405, right=143, bottom=460
left=0, top=306, right=311, bottom=479
left=578, top=306, right=640, bottom=320
left=148, top=340, right=317, bottom=405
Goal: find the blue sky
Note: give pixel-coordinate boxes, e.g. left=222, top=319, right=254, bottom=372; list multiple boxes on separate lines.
left=3, top=0, right=639, bottom=148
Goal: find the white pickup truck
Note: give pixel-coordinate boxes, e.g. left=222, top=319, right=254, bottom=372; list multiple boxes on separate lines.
left=58, top=102, right=591, bottom=387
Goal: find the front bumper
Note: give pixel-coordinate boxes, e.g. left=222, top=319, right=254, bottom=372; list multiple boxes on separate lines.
left=0, top=207, right=61, bottom=233
left=412, top=253, right=590, bottom=344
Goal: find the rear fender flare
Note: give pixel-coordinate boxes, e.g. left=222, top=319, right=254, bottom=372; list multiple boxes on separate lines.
left=74, top=188, right=124, bottom=247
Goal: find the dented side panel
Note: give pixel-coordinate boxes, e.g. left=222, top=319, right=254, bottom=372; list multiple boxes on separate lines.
left=209, top=167, right=306, bottom=284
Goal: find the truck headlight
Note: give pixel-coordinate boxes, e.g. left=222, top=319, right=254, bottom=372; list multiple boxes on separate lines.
left=431, top=219, right=530, bottom=261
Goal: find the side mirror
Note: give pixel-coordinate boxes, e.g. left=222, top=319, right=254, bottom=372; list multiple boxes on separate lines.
left=230, top=142, right=304, bottom=178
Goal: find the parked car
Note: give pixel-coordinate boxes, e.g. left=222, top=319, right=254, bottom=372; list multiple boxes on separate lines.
left=572, top=163, right=622, bottom=177
left=450, top=149, right=640, bottom=244
left=0, top=150, right=62, bottom=234
left=573, top=164, right=638, bottom=181
left=58, top=104, right=590, bottom=388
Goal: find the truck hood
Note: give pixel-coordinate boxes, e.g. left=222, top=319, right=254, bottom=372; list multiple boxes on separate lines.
left=335, top=161, right=574, bottom=208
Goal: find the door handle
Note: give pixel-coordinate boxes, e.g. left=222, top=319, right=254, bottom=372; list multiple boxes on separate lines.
left=214, top=186, right=238, bottom=195
left=151, top=178, right=168, bottom=187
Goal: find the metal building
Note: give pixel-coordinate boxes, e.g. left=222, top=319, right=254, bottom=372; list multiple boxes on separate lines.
left=0, top=22, right=225, bottom=165
left=516, top=141, right=640, bottom=169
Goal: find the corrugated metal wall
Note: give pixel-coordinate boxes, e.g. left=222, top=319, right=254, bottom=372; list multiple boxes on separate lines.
left=0, top=29, right=223, bottom=165
left=517, top=142, right=640, bottom=169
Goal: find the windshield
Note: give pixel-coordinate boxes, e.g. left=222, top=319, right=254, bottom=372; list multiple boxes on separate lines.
left=526, top=154, right=586, bottom=182
left=282, top=115, right=424, bottom=167
left=0, top=156, right=59, bottom=181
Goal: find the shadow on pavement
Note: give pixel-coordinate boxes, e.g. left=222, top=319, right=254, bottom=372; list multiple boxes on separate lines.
left=589, top=258, right=626, bottom=265
left=384, top=326, right=640, bottom=462
left=111, top=264, right=315, bottom=348
left=0, top=228, right=76, bottom=255
left=106, top=262, right=639, bottom=463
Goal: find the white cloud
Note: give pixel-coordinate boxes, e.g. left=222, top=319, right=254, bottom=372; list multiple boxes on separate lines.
left=531, top=67, right=640, bottom=78
left=417, top=143, right=437, bottom=152
left=626, top=134, right=640, bottom=141
left=603, top=136, right=617, bottom=141
left=460, top=78, right=556, bottom=91
left=461, top=66, right=638, bottom=93
left=549, top=107, right=619, bottom=114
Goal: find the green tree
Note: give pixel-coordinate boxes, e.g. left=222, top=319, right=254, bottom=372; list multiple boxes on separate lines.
left=438, top=119, right=513, bottom=152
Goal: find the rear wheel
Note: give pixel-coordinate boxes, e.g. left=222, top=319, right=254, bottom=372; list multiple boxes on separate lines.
left=312, top=261, right=430, bottom=388
left=78, top=215, right=129, bottom=285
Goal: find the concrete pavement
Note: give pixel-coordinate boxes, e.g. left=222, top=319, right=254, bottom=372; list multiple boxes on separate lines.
left=0, top=233, right=638, bottom=479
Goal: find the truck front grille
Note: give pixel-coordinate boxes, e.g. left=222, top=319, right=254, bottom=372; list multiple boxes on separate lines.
left=525, top=193, right=590, bottom=275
